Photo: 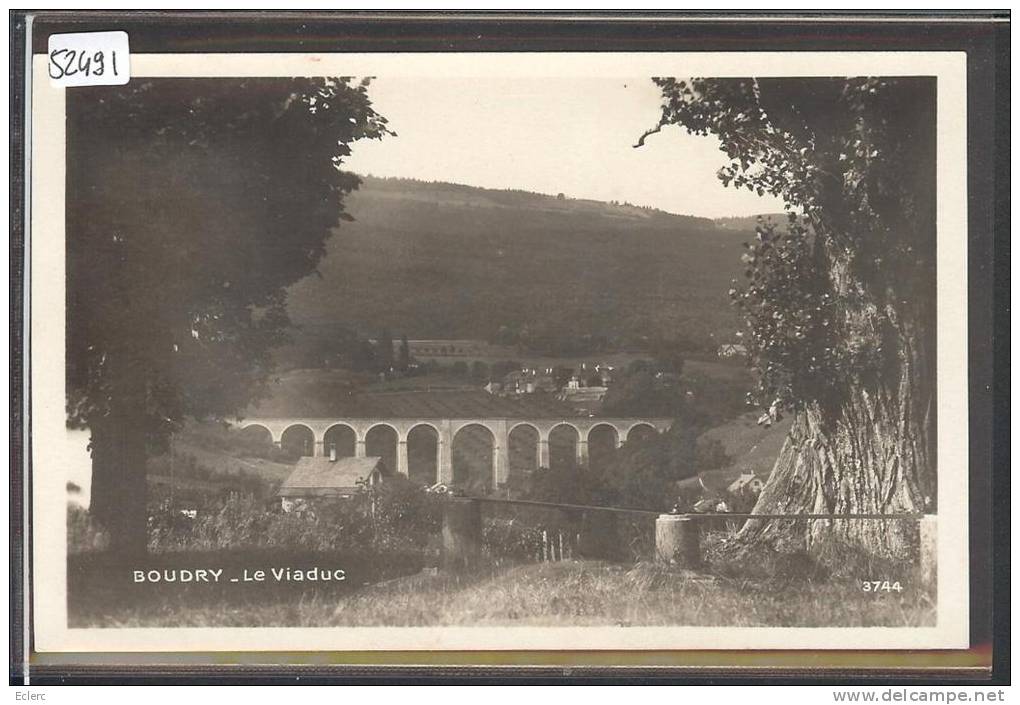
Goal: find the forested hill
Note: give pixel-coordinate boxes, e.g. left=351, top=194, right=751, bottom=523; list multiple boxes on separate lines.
left=286, top=176, right=759, bottom=355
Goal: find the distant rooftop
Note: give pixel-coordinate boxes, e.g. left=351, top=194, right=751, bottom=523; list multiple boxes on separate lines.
left=279, top=456, right=385, bottom=497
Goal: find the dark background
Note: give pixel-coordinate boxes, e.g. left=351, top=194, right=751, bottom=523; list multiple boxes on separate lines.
left=10, top=10, right=1008, bottom=685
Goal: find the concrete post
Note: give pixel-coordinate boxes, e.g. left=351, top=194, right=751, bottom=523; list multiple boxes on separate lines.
left=539, top=436, right=550, bottom=468
left=919, top=514, right=937, bottom=589
left=396, top=440, right=409, bottom=476
left=655, top=515, right=702, bottom=568
left=438, top=420, right=454, bottom=483
left=491, top=445, right=500, bottom=489
left=493, top=419, right=509, bottom=487
left=441, top=498, right=482, bottom=572
left=435, top=440, right=444, bottom=484
left=576, top=439, right=589, bottom=466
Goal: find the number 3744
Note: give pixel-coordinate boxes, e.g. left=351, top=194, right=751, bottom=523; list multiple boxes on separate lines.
left=862, top=580, right=904, bottom=593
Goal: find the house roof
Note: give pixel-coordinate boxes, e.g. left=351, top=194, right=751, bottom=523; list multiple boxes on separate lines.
left=727, top=472, right=765, bottom=492
left=279, top=456, right=385, bottom=496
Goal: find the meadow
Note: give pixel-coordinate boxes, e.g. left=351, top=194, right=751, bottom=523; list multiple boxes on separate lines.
left=69, top=504, right=935, bottom=630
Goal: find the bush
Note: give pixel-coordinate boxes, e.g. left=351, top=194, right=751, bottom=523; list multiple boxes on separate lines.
left=524, top=464, right=617, bottom=507
left=68, top=505, right=108, bottom=554
left=148, top=495, right=276, bottom=552
left=146, top=478, right=445, bottom=555
left=482, top=518, right=544, bottom=560
left=370, top=476, right=443, bottom=552
left=615, top=515, right=657, bottom=562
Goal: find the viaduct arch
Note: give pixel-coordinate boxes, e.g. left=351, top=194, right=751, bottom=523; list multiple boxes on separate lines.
left=238, top=415, right=673, bottom=488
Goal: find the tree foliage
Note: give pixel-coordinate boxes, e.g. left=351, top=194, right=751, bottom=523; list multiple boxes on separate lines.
left=601, top=368, right=685, bottom=418
left=641, top=77, right=937, bottom=552
left=606, top=425, right=719, bottom=511
left=66, top=78, right=391, bottom=548
left=68, top=77, right=391, bottom=437
left=642, top=77, right=935, bottom=418
left=524, top=464, right=617, bottom=508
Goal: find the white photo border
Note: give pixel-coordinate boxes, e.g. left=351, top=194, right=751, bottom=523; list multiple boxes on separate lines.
left=30, top=50, right=969, bottom=653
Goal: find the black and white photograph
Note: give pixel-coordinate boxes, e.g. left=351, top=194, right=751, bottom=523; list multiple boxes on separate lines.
left=27, top=49, right=972, bottom=654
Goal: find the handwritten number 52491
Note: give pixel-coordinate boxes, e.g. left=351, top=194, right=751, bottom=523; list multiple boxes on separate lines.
left=48, top=49, right=119, bottom=80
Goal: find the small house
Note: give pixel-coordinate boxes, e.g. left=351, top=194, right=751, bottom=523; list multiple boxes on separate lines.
left=278, top=456, right=388, bottom=511
left=727, top=472, right=765, bottom=495
left=718, top=343, right=748, bottom=358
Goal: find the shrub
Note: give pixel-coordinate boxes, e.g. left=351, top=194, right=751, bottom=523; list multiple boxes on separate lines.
left=524, top=464, right=617, bottom=507
left=482, top=518, right=544, bottom=560
left=615, top=515, right=657, bottom=562
left=68, top=505, right=108, bottom=554
left=146, top=479, right=445, bottom=555
left=369, top=476, right=443, bottom=552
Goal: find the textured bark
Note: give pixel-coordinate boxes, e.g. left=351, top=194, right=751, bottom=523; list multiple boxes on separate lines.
left=738, top=302, right=935, bottom=557
left=646, top=77, right=938, bottom=559
left=87, top=390, right=149, bottom=555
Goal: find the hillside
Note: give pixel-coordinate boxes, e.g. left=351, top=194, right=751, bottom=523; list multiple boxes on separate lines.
left=286, top=176, right=757, bottom=355
left=697, top=411, right=793, bottom=479
left=713, top=213, right=788, bottom=231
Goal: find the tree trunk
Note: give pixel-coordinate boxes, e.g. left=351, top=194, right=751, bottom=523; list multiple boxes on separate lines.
left=88, top=393, right=150, bottom=555
left=738, top=314, right=935, bottom=558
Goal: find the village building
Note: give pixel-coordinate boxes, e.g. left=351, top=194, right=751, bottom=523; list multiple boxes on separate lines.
left=717, top=343, right=748, bottom=358
left=557, top=383, right=608, bottom=415
left=501, top=369, right=558, bottom=395
left=557, top=365, right=613, bottom=414
left=278, top=455, right=388, bottom=511
left=727, top=472, right=765, bottom=495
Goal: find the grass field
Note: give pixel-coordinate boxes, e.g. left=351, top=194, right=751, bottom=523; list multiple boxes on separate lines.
left=694, top=411, right=794, bottom=486
left=70, top=552, right=934, bottom=629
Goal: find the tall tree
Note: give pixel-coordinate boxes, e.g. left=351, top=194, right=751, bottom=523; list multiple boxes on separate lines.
left=641, top=77, right=936, bottom=555
left=67, top=78, right=391, bottom=552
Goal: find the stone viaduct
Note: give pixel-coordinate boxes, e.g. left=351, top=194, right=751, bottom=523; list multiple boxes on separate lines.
left=238, top=416, right=673, bottom=487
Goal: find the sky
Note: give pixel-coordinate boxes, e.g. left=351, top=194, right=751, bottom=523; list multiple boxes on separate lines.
left=342, top=76, right=787, bottom=219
